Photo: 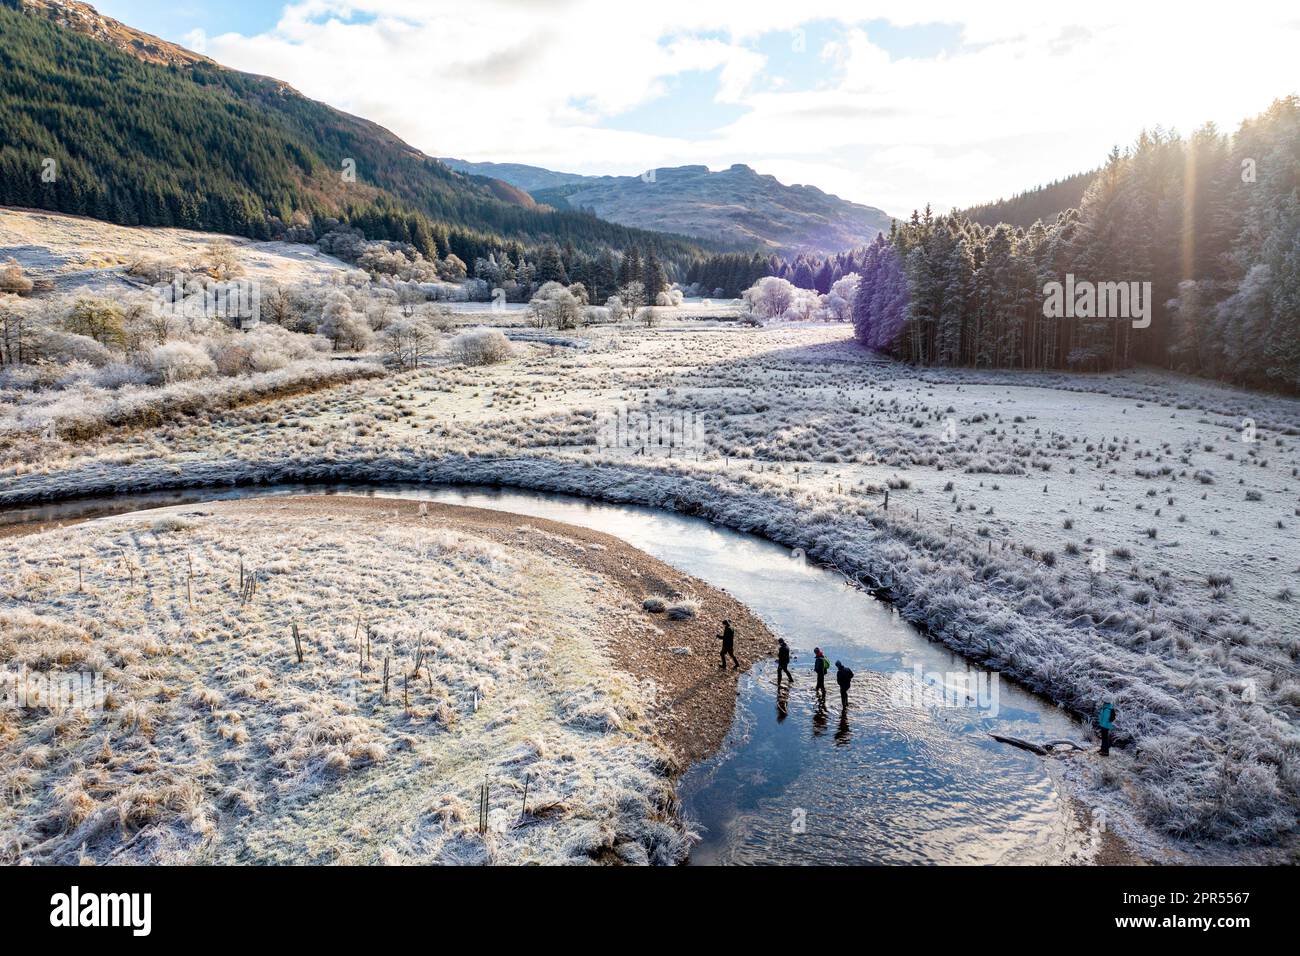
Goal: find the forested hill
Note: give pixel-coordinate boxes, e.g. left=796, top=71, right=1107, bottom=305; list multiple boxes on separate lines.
left=959, top=170, right=1096, bottom=228
left=0, top=0, right=713, bottom=267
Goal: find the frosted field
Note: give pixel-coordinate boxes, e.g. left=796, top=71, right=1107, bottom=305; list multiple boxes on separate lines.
left=2, top=321, right=1298, bottom=859
left=0, top=501, right=683, bottom=864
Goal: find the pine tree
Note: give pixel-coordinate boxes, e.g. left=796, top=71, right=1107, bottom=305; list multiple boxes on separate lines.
left=618, top=248, right=642, bottom=287
left=643, top=249, right=667, bottom=298
left=536, top=243, right=568, bottom=284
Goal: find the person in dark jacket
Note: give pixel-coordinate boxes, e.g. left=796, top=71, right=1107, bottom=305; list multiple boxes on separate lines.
left=812, top=648, right=829, bottom=698
left=717, top=619, right=739, bottom=670
left=835, top=661, right=854, bottom=709
left=1097, top=701, right=1117, bottom=756
left=776, top=638, right=794, bottom=682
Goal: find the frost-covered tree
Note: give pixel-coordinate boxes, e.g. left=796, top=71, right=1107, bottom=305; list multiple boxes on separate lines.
left=380, top=317, right=438, bottom=370
left=451, top=327, right=511, bottom=366
left=203, top=240, right=243, bottom=281
left=617, top=280, right=646, bottom=317
left=604, top=294, right=626, bottom=322
left=319, top=292, right=373, bottom=351
left=150, top=341, right=217, bottom=383
left=529, top=281, right=582, bottom=330
left=742, top=276, right=796, bottom=320
left=0, top=258, right=33, bottom=297
left=851, top=235, right=909, bottom=352
left=438, top=253, right=468, bottom=281
left=64, top=299, right=127, bottom=350
left=824, top=273, right=860, bottom=322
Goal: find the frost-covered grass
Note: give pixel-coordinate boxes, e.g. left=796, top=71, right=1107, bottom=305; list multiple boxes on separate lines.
left=0, top=358, right=381, bottom=447
left=0, top=503, right=684, bottom=864
left=2, top=322, right=1298, bottom=857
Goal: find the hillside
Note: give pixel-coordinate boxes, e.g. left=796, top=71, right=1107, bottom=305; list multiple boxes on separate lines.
left=443, top=158, right=894, bottom=254
left=0, top=0, right=711, bottom=267
left=0, top=207, right=354, bottom=294
left=959, top=169, right=1096, bottom=228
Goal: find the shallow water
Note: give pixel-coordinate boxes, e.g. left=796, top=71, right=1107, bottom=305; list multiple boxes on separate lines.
left=2, top=482, right=1087, bottom=864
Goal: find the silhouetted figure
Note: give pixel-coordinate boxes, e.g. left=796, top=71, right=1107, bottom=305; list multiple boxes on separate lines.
left=776, top=638, right=794, bottom=682
left=835, top=660, right=854, bottom=710
left=776, top=680, right=790, bottom=723
left=1097, top=701, right=1117, bottom=756
left=812, top=647, right=829, bottom=698
left=717, top=619, right=739, bottom=670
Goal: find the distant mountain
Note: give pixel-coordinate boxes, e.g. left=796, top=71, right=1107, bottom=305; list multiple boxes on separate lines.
left=442, top=158, right=894, bottom=254
left=0, top=0, right=712, bottom=266
left=959, top=170, right=1096, bottom=229
left=440, top=160, right=592, bottom=195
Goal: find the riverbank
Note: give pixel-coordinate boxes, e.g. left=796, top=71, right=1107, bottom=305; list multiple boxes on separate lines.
left=244, top=495, right=775, bottom=768
left=0, top=495, right=770, bottom=864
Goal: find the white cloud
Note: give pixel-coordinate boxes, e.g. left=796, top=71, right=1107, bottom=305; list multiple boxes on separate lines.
left=200, top=0, right=1300, bottom=216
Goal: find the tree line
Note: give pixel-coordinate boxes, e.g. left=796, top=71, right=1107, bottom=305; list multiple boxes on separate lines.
left=847, top=97, right=1298, bottom=391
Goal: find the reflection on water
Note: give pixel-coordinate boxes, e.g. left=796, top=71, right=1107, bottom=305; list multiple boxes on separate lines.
left=1, top=481, right=1085, bottom=864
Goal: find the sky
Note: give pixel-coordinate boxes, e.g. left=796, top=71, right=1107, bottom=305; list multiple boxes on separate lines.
left=96, top=0, right=1300, bottom=218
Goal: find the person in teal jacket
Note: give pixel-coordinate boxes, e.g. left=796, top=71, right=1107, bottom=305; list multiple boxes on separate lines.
left=813, top=648, right=830, bottom=698
left=1097, top=701, right=1117, bottom=756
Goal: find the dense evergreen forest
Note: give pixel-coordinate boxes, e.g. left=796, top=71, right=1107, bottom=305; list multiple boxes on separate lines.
left=959, top=170, right=1096, bottom=229
left=852, top=97, right=1300, bottom=391
left=0, top=3, right=711, bottom=271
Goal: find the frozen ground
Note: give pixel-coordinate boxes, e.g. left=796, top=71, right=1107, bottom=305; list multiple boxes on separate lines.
left=2, top=322, right=1298, bottom=859
left=0, top=498, right=688, bottom=864
left=0, top=208, right=353, bottom=294
left=439, top=297, right=744, bottom=329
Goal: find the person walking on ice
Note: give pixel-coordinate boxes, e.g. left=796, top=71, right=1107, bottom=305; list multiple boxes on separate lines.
left=776, top=638, right=794, bottom=683
left=813, top=647, right=830, bottom=699
left=1097, top=701, right=1117, bottom=756
left=835, top=660, right=854, bottom=709
left=717, top=619, right=739, bottom=670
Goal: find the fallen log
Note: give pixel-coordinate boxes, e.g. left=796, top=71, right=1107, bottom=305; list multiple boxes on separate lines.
left=988, top=733, right=1048, bottom=755
left=989, top=734, right=1092, bottom=756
